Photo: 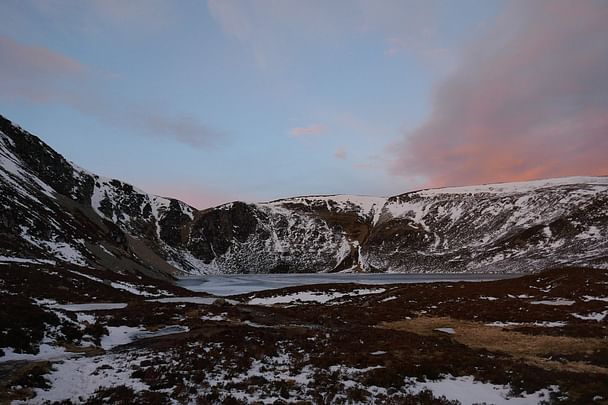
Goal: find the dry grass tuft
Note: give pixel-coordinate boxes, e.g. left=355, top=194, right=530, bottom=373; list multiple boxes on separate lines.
left=382, top=316, right=608, bottom=374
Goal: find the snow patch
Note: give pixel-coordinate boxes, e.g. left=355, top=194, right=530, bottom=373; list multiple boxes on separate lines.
left=582, top=295, right=608, bottom=302
left=0, top=344, right=72, bottom=363
left=405, top=375, right=559, bottom=405
left=248, top=288, right=386, bottom=305
left=22, top=353, right=149, bottom=404
left=572, top=310, right=608, bottom=321
left=530, top=299, right=575, bottom=306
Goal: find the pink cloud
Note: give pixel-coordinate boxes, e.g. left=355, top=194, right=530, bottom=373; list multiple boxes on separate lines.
left=390, top=0, right=608, bottom=187
left=0, top=35, right=223, bottom=149
left=0, top=35, right=88, bottom=103
left=0, top=35, right=86, bottom=78
left=290, top=124, right=326, bottom=137
left=144, top=182, right=244, bottom=210
left=334, top=147, right=347, bottom=160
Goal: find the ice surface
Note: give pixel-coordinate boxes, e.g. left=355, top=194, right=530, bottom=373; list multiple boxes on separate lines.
left=148, top=296, right=238, bottom=305
left=50, top=303, right=128, bottom=311
left=177, top=273, right=518, bottom=296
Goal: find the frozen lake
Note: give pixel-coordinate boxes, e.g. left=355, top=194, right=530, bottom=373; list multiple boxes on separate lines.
left=176, top=273, right=521, bottom=296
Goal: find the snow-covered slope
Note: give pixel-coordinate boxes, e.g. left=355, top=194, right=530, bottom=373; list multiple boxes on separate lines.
left=366, top=177, right=608, bottom=272
left=181, top=177, right=607, bottom=274
left=1, top=123, right=90, bottom=267
left=1, top=114, right=607, bottom=275
left=0, top=115, right=195, bottom=278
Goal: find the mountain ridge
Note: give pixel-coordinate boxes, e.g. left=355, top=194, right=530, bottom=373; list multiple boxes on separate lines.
left=1, top=114, right=607, bottom=276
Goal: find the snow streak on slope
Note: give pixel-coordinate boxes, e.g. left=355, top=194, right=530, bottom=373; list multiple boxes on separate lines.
left=415, top=176, right=608, bottom=196
left=265, top=195, right=387, bottom=225
left=1, top=129, right=93, bottom=266
left=87, top=173, right=194, bottom=237
left=0, top=130, right=56, bottom=203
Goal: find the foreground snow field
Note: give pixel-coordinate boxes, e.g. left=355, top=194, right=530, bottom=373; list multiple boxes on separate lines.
left=1, top=264, right=607, bottom=404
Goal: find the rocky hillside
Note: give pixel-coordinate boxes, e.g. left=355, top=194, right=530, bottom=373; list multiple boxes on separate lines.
left=0, top=115, right=194, bottom=279
left=1, top=114, right=607, bottom=275
left=366, top=178, right=608, bottom=272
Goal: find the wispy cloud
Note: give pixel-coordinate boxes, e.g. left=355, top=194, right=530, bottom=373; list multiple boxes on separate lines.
left=0, top=35, right=88, bottom=103
left=389, top=0, right=608, bottom=187
left=290, top=124, right=326, bottom=137
left=108, top=108, right=224, bottom=149
left=0, top=35, right=223, bottom=149
left=207, top=0, right=444, bottom=69
left=87, top=0, right=174, bottom=28
left=207, top=0, right=353, bottom=68
left=11, top=0, right=175, bottom=35
left=0, top=35, right=85, bottom=77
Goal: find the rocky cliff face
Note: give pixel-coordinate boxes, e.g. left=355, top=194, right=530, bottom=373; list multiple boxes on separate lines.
left=184, top=196, right=385, bottom=274
left=1, top=114, right=607, bottom=276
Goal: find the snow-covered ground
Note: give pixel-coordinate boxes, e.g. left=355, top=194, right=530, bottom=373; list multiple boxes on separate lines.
left=248, top=288, right=386, bottom=305
left=530, top=298, right=575, bottom=306
left=0, top=344, right=73, bottom=363
left=101, top=325, right=189, bottom=350
left=405, top=375, right=559, bottom=405
left=19, top=352, right=150, bottom=405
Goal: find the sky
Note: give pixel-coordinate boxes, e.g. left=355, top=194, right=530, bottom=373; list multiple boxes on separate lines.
left=1, top=0, right=606, bottom=209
